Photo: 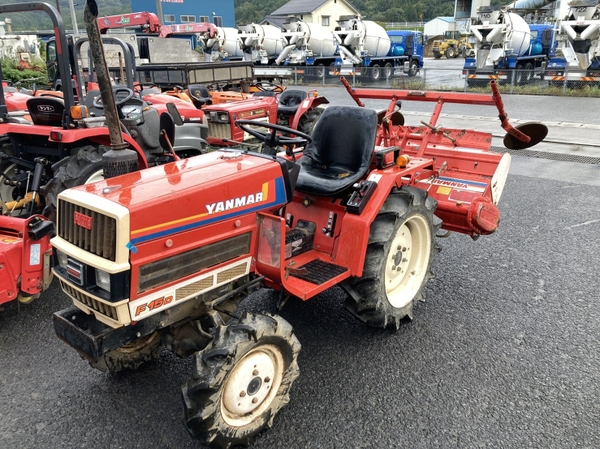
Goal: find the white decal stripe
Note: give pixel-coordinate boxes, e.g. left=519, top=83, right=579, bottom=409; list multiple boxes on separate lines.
left=128, top=256, right=252, bottom=321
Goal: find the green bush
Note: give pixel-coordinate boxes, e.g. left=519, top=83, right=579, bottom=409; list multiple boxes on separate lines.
left=2, top=56, right=48, bottom=89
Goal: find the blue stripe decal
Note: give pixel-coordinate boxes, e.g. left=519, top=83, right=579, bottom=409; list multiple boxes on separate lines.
left=128, top=177, right=287, bottom=247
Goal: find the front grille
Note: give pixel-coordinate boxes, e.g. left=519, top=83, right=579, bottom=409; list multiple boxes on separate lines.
left=138, top=232, right=251, bottom=292
left=176, top=277, right=214, bottom=301
left=217, top=263, right=248, bottom=284
left=58, top=199, right=117, bottom=262
left=208, top=122, right=231, bottom=140
left=60, top=280, right=119, bottom=320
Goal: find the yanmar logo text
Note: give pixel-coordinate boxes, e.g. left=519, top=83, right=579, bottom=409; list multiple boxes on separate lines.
left=206, top=192, right=264, bottom=215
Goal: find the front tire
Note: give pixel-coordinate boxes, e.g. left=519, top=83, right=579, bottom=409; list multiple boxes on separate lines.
left=408, top=60, right=419, bottom=77
left=346, top=187, right=440, bottom=329
left=182, top=312, right=300, bottom=449
left=90, top=332, right=163, bottom=374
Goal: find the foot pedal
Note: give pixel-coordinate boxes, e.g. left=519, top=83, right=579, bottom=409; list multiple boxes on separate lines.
left=289, top=259, right=347, bottom=285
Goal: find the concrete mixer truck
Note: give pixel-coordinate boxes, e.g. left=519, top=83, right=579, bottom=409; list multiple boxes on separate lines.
left=464, top=5, right=557, bottom=86
left=273, top=18, right=337, bottom=78
left=238, top=23, right=285, bottom=64
left=333, top=16, right=425, bottom=79
left=546, top=0, right=600, bottom=85
left=274, top=17, right=424, bottom=80
left=198, top=26, right=244, bottom=62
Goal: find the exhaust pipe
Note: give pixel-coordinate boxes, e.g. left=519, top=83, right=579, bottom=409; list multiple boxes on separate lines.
left=84, top=0, right=138, bottom=178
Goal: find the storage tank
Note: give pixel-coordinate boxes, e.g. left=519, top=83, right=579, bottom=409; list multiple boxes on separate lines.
left=335, top=16, right=391, bottom=58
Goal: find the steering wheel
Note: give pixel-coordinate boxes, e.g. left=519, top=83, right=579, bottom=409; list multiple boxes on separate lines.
left=92, top=87, right=135, bottom=109
left=235, top=120, right=312, bottom=150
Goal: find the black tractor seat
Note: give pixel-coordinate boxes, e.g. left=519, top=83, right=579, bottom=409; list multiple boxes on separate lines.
left=187, top=84, right=212, bottom=108
left=278, top=89, right=308, bottom=116
left=26, top=96, right=65, bottom=126
left=295, top=105, right=378, bottom=197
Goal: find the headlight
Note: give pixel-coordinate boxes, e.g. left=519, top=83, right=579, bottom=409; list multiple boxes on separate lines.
left=55, top=248, right=68, bottom=269
left=95, top=269, right=111, bottom=292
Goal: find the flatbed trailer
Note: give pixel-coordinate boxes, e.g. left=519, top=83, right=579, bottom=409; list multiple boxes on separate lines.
left=134, top=60, right=255, bottom=89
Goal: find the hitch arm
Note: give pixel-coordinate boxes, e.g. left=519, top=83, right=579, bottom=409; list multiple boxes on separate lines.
left=490, top=80, right=530, bottom=145
left=340, top=76, right=365, bottom=107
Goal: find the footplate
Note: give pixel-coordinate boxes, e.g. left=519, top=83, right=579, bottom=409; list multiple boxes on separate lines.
left=290, top=259, right=347, bottom=285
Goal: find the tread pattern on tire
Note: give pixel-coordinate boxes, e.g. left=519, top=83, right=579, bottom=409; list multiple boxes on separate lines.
left=346, top=186, right=441, bottom=330
left=41, top=144, right=109, bottom=217
left=182, top=312, right=301, bottom=449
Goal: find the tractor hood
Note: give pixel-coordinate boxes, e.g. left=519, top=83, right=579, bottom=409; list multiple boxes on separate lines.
left=56, top=151, right=292, bottom=251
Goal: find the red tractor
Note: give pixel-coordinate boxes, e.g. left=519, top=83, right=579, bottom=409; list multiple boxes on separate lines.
left=200, top=88, right=329, bottom=147
left=0, top=2, right=207, bottom=307
left=51, top=61, right=547, bottom=449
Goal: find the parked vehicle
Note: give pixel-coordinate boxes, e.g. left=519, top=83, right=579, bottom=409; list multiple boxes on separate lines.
left=268, top=16, right=424, bottom=79
left=52, top=14, right=549, bottom=445
left=464, top=5, right=557, bottom=85
left=432, top=30, right=474, bottom=59
left=547, top=0, right=600, bottom=85
left=0, top=2, right=206, bottom=307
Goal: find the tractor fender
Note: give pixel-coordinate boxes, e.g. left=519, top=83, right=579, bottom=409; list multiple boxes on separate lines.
left=290, top=94, right=330, bottom=130
left=50, top=126, right=151, bottom=170
left=333, top=169, right=413, bottom=277
left=0, top=214, right=52, bottom=304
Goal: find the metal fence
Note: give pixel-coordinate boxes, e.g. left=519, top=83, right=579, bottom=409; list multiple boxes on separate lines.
left=266, top=66, right=600, bottom=96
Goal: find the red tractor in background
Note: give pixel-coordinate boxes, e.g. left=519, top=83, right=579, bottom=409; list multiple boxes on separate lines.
left=51, top=16, right=549, bottom=445
left=0, top=2, right=207, bottom=307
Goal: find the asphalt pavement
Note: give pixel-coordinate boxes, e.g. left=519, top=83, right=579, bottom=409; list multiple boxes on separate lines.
left=1, top=89, right=599, bottom=449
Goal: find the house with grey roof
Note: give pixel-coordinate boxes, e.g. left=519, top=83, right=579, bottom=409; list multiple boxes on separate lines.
left=262, top=0, right=360, bottom=31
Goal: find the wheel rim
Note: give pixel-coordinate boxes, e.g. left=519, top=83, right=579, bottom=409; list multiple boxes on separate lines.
left=85, top=168, right=104, bottom=184
left=221, top=344, right=284, bottom=427
left=0, top=163, right=17, bottom=203
left=385, top=214, right=431, bottom=308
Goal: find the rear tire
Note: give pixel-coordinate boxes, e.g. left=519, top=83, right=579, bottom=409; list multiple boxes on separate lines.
left=524, top=62, right=534, bottom=82
left=346, top=187, right=441, bottom=329
left=0, top=162, right=18, bottom=208
left=371, top=64, right=381, bottom=81
left=42, top=144, right=109, bottom=219
left=515, top=63, right=525, bottom=85
left=445, top=46, right=457, bottom=59
left=383, top=62, right=393, bottom=78
left=182, top=312, right=300, bottom=449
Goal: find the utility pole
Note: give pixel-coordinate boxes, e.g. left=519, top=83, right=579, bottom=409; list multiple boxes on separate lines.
left=68, top=0, right=79, bottom=34
left=156, top=0, right=164, bottom=25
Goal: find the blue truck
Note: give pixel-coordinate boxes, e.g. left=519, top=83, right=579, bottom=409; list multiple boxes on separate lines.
left=463, top=6, right=557, bottom=86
